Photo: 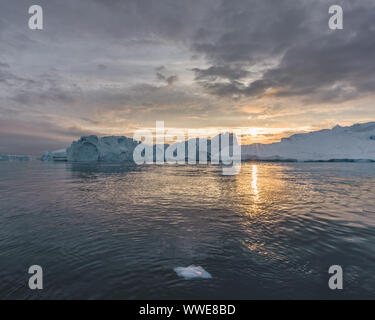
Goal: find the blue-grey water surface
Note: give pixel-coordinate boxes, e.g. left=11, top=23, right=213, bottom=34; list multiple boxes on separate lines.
left=0, top=161, right=374, bottom=299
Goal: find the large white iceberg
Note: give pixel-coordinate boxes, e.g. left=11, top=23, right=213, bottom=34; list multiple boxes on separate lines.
left=67, top=135, right=139, bottom=162
left=241, top=122, right=375, bottom=161
left=40, top=122, right=375, bottom=163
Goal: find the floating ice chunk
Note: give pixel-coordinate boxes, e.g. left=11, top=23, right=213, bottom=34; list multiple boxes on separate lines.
left=174, top=265, right=212, bottom=280
left=41, top=149, right=67, bottom=161
left=0, top=154, right=30, bottom=161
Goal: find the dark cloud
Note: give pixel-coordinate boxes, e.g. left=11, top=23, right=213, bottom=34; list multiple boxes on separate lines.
left=201, top=79, right=273, bottom=99
left=0, top=63, right=35, bottom=87
left=155, top=66, right=178, bottom=86
left=192, top=65, right=250, bottom=81
left=97, top=64, right=107, bottom=71
left=2, top=0, right=374, bottom=103
left=156, top=72, right=178, bottom=86
left=8, top=72, right=80, bottom=106
left=0, top=62, right=10, bottom=68
left=188, top=0, right=375, bottom=102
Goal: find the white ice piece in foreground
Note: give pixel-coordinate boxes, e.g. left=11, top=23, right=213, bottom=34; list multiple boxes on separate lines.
left=174, top=265, right=212, bottom=280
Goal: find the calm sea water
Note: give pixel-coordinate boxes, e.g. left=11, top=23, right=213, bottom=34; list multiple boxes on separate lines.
left=0, top=161, right=374, bottom=299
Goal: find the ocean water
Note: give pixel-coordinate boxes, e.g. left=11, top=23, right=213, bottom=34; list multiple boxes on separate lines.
left=0, top=161, right=374, bottom=299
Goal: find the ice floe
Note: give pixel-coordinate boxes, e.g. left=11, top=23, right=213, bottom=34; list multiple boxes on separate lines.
left=0, top=154, right=30, bottom=161
left=174, top=265, right=212, bottom=280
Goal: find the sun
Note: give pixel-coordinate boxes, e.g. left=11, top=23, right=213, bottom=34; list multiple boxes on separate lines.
left=247, top=128, right=259, bottom=136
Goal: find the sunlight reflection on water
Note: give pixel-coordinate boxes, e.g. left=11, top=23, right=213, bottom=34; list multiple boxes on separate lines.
left=251, top=164, right=258, bottom=200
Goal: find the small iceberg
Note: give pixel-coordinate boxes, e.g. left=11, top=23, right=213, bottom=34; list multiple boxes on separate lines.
left=41, top=149, right=68, bottom=162
left=174, top=265, right=212, bottom=280
left=0, top=154, right=30, bottom=161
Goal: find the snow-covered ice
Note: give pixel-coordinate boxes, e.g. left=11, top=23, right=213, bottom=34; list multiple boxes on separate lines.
left=66, top=135, right=140, bottom=162
left=174, top=266, right=212, bottom=280
left=241, top=122, right=375, bottom=161
left=40, top=122, right=375, bottom=163
left=41, top=135, right=139, bottom=162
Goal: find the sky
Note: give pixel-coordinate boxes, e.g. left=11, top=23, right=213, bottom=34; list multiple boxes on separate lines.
left=0, top=0, right=375, bottom=154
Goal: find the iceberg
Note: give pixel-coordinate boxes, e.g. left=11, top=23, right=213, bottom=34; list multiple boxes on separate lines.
left=67, top=135, right=140, bottom=162
left=41, top=149, right=68, bottom=162
left=0, top=154, right=30, bottom=161
left=40, top=122, right=375, bottom=163
left=241, top=122, right=375, bottom=162
left=173, top=132, right=239, bottom=162
left=174, top=265, right=212, bottom=280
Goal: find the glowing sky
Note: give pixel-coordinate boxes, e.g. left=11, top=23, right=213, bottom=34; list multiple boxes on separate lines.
left=0, top=0, right=375, bottom=154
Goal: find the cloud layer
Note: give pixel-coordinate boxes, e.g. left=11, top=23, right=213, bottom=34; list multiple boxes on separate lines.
left=0, top=0, right=375, bottom=153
